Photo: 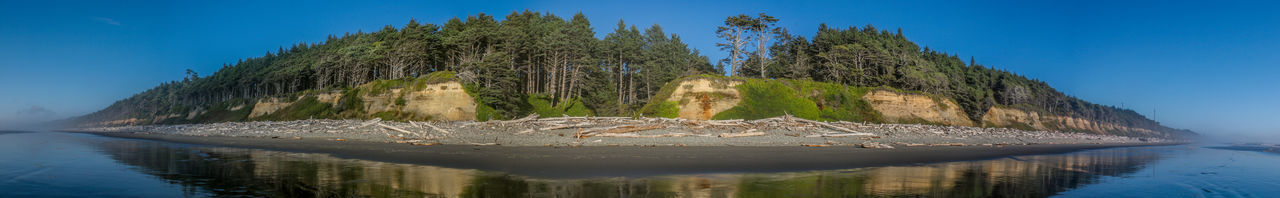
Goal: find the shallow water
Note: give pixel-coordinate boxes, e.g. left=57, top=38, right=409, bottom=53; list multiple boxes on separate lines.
left=1, top=131, right=1277, bottom=197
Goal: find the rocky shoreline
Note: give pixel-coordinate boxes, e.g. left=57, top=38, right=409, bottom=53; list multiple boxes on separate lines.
left=69, top=115, right=1180, bottom=148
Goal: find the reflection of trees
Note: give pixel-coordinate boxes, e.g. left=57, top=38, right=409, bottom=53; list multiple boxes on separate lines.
left=100, top=141, right=475, bottom=197
left=100, top=139, right=1161, bottom=197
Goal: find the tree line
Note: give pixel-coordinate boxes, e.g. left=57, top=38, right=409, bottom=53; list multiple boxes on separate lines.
left=81, top=11, right=718, bottom=122
left=79, top=11, right=1189, bottom=136
left=744, top=21, right=1181, bottom=133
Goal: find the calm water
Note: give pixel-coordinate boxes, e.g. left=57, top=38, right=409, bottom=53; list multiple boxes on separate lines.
left=2, top=131, right=1279, bottom=197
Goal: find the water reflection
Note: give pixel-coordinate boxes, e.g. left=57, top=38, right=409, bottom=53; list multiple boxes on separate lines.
left=99, top=140, right=1161, bottom=197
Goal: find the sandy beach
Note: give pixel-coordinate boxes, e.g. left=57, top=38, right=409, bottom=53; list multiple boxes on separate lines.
left=86, top=132, right=1176, bottom=178
left=63, top=116, right=1188, bottom=178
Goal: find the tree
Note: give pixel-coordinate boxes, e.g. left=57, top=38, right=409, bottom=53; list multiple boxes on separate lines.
left=716, top=14, right=754, bottom=76
left=184, top=69, right=199, bottom=82
left=750, top=13, right=779, bottom=78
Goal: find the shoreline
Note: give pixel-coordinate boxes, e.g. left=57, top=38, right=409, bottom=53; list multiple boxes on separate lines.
left=85, top=131, right=1179, bottom=179
left=68, top=116, right=1179, bottom=148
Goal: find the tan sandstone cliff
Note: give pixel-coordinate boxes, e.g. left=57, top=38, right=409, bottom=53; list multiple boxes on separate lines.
left=862, top=90, right=974, bottom=126
left=248, top=81, right=476, bottom=121
left=665, top=79, right=743, bottom=120
left=981, top=107, right=1155, bottom=134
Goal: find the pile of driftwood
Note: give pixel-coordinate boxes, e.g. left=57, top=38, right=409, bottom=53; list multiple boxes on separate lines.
left=348, top=113, right=881, bottom=146
left=465, top=113, right=875, bottom=139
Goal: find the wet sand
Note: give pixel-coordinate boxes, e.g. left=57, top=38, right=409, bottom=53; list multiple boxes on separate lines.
left=89, top=132, right=1178, bottom=179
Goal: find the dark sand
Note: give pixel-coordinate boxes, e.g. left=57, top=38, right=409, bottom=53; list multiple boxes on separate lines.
left=88, top=132, right=1178, bottom=179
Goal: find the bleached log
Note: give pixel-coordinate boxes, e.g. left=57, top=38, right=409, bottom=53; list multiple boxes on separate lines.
left=791, top=116, right=863, bottom=134
left=804, top=132, right=874, bottom=138
left=359, top=118, right=383, bottom=127
left=583, top=125, right=664, bottom=137
left=595, top=133, right=691, bottom=138
left=578, top=126, right=621, bottom=134
left=537, top=116, right=587, bottom=121
left=515, top=129, right=535, bottom=134
left=421, top=122, right=451, bottom=134
left=500, top=114, right=539, bottom=125
left=707, top=119, right=746, bottom=126
left=748, top=117, right=786, bottom=124
left=377, top=123, right=425, bottom=138
left=719, top=131, right=766, bottom=138
left=538, top=122, right=593, bottom=131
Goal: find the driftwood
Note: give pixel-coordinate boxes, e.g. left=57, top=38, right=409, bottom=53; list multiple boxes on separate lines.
left=859, top=142, right=895, bottom=149
left=790, top=116, right=866, bottom=134
left=579, top=126, right=620, bottom=134
left=538, top=122, right=594, bottom=131
left=805, top=132, right=874, bottom=138
left=499, top=114, right=539, bottom=125
left=596, top=125, right=664, bottom=134
left=580, top=125, right=664, bottom=137
left=537, top=116, right=589, bottom=121
left=417, top=121, right=451, bottom=134
left=359, top=118, right=383, bottom=127
left=594, top=133, right=691, bottom=138
left=706, top=119, right=746, bottom=126
left=515, top=129, right=535, bottom=134
left=377, top=123, right=426, bottom=139
left=719, top=131, right=766, bottom=138
left=748, top=117, right=786, bottom=124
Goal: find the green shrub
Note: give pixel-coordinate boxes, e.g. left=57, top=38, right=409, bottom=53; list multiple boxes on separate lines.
left=713, top=79, right=820, bottom=120
left=335, top=89, right=364, bottom=118
left=411, top=71, right=459, bottom=91
left=260, top=96, right=334, bottom=121
left=190, top=98, right=252, bottom=123
left=648, top=101, right=680, bottom=118
left=364, top=79, right=407, bottom=96
left=790, top=80, right=883, bottom=122
left=526, top=95, right=558, bottom=117
left=639, top=77, right=686, bottom=116
left=371, top=111, right=405, bottom=122
left=561, top=98, right=595, bottom=117
left=525, top=95, right=596, bottom=117
left=475, top=102, right=499, bottom=121
left=461, top=83, right=502, bottom=121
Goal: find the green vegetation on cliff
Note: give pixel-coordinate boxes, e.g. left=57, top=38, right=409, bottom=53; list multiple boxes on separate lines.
left=257, top=96, right=336, bottom=121
left=641, top=75, right=882, bottom=122
left=712, top=78, right=820, bottom=120
left=526, top=95, right=594, bottom=118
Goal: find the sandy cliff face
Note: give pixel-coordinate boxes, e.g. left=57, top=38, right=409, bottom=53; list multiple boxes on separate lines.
left=666, top=79, right=742, bottom=120
left=363, top=82, right=476, bottom=121
left=246, top=81, right=476, bottom=121
left=981, top=107, right=1046, bottom=129
left=249, top=98, right=293, bottom=118
left=862, top=90, right=973, bottom=126
left=981, top=107, right=1154, bottom=134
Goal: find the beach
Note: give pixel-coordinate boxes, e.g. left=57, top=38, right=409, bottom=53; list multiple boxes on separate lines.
left=70, top=115, right=1174, bottom=147
left=65, top=116, right=1185, bottom=178
left=89, top=132, right=1172, bottom=178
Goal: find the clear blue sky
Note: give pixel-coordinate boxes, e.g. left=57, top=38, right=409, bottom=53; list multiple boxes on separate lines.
left=1, top=0, right=1277, bottom=139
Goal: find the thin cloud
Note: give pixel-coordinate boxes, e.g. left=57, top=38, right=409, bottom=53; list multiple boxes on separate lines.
left=91, top=16, right=121, bottom=26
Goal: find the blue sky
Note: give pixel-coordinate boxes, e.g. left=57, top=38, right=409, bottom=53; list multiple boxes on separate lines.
left=1, top=0, right=1277, bottom=139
